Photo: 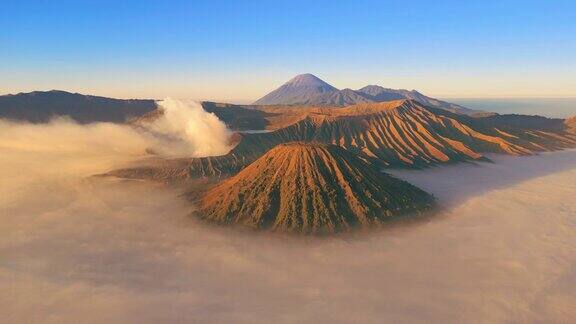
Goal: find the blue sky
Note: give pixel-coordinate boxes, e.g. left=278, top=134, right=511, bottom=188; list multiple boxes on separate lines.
left=1, top=0, right=575, bottom=101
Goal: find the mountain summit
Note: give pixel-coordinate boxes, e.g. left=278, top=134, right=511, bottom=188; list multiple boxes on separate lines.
left=252, top=73, right=338, bottom=105
left=253, top=73, right=479, bottom=115
left=282, top=73, right=337, bottom=89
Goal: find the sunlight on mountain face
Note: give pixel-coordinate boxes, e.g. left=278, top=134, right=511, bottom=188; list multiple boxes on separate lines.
left=1, top=121, right=575, bottom=323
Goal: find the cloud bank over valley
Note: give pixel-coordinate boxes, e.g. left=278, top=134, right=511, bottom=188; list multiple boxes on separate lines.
left=1, top=118, right=576, bottom=323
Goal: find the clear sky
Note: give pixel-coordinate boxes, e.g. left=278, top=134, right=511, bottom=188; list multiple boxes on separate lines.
left=1, top=0, right=575, bottom=102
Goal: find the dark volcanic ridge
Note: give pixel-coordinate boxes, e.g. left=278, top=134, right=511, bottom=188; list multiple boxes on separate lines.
left=252, top=73, right=479, bottom=115
left=196, top=142, right=435, bottom=234
left=0, top=90, right=156, bottom=123
left=109, top=100, right=576, bottom=182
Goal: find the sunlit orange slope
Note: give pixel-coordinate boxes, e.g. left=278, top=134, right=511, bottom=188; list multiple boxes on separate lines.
left=198, top=142, right=435, bottom=234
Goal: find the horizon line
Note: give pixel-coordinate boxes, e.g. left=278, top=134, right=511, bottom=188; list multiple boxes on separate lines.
left=2, top=89, right=576, bottom=103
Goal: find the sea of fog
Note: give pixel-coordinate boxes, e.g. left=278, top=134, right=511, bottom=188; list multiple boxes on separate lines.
left=1, top=104, right=576, bottom=323
left=447, top=98, right=576, bottom=118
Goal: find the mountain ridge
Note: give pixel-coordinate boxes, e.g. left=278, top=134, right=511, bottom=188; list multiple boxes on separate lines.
left=109, top=99, right=576, bottom=182
left=0, top=90, right=156, bottom=123
left=252, top=74, right=479, bottom=115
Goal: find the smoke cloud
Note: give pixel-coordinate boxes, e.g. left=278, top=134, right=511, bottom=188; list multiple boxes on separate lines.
left=1, top=118, right=576, bottom=323
left=143, top=98, right=232, bottom=157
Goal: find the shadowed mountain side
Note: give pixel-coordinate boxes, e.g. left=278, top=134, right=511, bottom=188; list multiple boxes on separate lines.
left=202, top=102, right=274, bottom=130
left=109, top=100, right=576, bottom=182
left=102, top=157, right=199, bottom=182
left=0, top=90, right=156, bottom=123
left=135, top=101, right=332, bottom=131
left=195, top=143, right=435, bottom=234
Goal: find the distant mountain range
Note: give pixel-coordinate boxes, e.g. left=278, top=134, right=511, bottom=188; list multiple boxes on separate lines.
left=253, top=73, right=479, bottom=115
left=0, top=90, right=156, bottom=123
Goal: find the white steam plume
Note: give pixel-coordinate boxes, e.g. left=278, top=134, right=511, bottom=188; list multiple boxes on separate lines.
left=144, top=98, right=232, bottom=157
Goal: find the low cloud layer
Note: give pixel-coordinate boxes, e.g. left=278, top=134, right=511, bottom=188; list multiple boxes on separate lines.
left=1, top=119, right=576, bottom=323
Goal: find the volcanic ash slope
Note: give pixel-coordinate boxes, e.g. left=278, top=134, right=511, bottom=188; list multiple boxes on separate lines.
left=197, top=142, right=435, bottom=234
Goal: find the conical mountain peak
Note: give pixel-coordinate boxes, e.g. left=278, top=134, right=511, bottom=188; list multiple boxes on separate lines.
left=252, top=75, right=478, bottom=114
left=197, top=142, right=435, bottom=234
left=252, top=73, right=338, bottom=105
left=284, top=73, right=336, bottom=88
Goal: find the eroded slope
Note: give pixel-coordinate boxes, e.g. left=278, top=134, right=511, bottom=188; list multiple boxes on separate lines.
left=197, top=143, right=435, bottom=234
left=110, top=100, right=576, bottom=181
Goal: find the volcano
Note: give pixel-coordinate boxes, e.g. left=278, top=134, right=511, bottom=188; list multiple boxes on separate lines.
left=252, top=73, right=479, bottom=115
left=197, top=142, right=435, bottom=234
left=252, top=74, right=339, bottom=105
left=109, top=100, right=576, bottom=182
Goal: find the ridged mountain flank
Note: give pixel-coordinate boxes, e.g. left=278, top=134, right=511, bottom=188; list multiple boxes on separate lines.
left=197, top=142, right=435, bottom=234
left=109, top=100, right=576, bottom=181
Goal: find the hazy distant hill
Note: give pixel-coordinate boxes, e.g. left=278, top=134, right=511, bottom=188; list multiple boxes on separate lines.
left=253, top=73, right=479, bottom=115
left=0, top=90, right=156, bottom=123
left=356, top=85, right=478, bottom=115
